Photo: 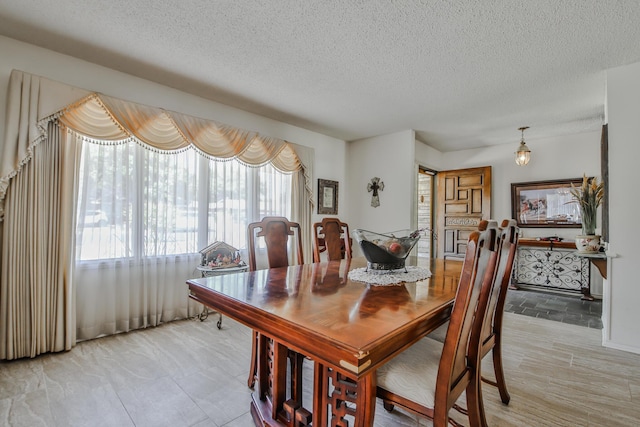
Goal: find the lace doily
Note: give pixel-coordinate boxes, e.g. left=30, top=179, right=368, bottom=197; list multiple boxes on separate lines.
left=348, top=266, right=432, bottom=286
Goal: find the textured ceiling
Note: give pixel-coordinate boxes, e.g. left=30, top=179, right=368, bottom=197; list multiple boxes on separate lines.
left=2, top=1, right=640, bottom=151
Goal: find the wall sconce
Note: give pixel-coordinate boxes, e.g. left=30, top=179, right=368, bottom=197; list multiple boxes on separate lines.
left=515, top=126, right=531, bottom=166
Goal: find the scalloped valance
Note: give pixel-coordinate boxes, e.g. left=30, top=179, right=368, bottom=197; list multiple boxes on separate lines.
left=1, top=70, right=313, bottom=221
left=58, top=93, right=303, bottom=171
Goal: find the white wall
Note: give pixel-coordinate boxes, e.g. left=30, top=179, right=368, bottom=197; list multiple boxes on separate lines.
left=0, top=35, right=347, bottom=228
left=438, top=130, right=602, bottom=241
left=414, top=140, right=444, bottom=171
left=346, top=130, right=416, bottom=241
left=606, top=61, right=640, bottom=353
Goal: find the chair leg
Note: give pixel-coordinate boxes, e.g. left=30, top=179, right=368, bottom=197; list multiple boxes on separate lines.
left=383, top=401, right=395, bottom=412
left=466, top=373, right=488, bottom=427
left=491, top=336, right=511, bottom=404
left=247, top=330, right=259, bottom=389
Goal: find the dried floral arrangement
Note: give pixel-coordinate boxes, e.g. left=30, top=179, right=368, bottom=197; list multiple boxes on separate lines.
left=569, top=175, right=604, bottom=235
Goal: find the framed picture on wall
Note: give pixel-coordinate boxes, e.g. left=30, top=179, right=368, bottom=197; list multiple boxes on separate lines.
left=511, top=178, right=584, bottom=228
left=318, top=179, right=338, bottom=215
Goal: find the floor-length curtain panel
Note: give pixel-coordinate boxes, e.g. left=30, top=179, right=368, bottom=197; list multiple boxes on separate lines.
left=0, top=70, right=90, bottom=221
left=287, top=143, right=314, bottom=262
left=0, top=123, right=80, bottom=360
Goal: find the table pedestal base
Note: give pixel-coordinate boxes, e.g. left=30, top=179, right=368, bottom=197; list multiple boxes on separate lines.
left=249, top=336, right=374, bottom=427
left=250, top=394, right=281, bottom=427
left=251, top=393, right=313, bottom=427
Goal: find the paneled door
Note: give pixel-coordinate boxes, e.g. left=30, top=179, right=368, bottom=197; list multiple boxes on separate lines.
left=436, top=166, right=491, bottom=259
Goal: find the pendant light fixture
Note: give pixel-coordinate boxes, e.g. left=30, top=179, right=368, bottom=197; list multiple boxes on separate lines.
left=515, top=126, right=531, bottom=166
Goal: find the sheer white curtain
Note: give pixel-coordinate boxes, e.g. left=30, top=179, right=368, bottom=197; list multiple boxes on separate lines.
left=74, top=140, right=203, bottom=339
left=74, top=139, right=293, bottom=340
left=1, top=70, right=313, bottom=358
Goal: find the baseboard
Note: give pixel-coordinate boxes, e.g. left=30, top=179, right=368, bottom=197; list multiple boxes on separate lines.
left=602, top=336, right=640, bottom=355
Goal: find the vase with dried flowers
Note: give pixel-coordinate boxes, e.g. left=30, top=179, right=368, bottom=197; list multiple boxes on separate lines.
left=569, top=174, right=604, bottom=252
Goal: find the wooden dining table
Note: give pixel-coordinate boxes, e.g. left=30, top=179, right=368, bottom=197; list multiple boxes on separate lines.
left=186, top=256, right=461, bottom=427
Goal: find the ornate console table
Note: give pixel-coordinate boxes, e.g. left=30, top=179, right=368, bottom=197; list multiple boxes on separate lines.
left=195, top=265, right=249, bottom=327
left=578, top=252, right=608, bottom=279
left=513, top=239, right=593, bottom=300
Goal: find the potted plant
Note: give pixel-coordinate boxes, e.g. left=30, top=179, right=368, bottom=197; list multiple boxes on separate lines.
left=569, top=175, right=604, bottom=253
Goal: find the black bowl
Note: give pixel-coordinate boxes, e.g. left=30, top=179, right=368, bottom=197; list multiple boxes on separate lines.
left=353, top=229, right=420, bottom=271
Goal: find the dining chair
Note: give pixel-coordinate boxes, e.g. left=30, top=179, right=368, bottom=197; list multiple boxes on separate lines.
left=312, top=217, right=352, bottom=262
left=246, top=216, right=305, bottom=396
left=247, top=216, right=304, bottom=271
left=376, top=221, right=500, bottom=427
left=477, top=219, right=519, bottom=406
left=445, top=218, right=519, bottom=423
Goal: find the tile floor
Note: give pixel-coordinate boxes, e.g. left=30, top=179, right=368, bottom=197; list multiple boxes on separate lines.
left=3, top=290, right=636, bottom=427
left=504, top=287, right=603, bottom=329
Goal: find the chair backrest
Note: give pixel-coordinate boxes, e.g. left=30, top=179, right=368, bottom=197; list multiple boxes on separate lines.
left=247, top=216, right=304, bottom=271
left=434, top=221, right=499, bottom=421
left=312, top=217, right=352, bottom=262
left=479, top=219, right=519, bottom=354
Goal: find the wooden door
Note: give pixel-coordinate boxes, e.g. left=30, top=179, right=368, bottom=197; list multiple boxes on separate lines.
left=436, top=166, right=491, bottom=259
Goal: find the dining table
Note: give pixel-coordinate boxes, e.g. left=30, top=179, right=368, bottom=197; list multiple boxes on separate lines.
left=186, top=256, right=462, bottom=427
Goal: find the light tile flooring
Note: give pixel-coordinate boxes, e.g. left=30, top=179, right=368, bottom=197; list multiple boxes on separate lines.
left=2, top=309, right=639, bottom=426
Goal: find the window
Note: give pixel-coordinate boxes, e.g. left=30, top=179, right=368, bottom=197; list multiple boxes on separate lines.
left=76, top=140, right=291, bottom=261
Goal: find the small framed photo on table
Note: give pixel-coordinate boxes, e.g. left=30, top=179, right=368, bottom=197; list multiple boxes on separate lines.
left=318, top=179, right=338, bottom=215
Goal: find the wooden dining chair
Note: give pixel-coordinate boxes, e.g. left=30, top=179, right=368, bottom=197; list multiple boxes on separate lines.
left=376, top=221, right=500, bottom=427
left=452, top=219, right=519, bottom=423
left=247, top=216, right=304, bottom=271
left=246, top=216, right=305, bottom=394
left=477, top=219, right=519, bottom=406
left=312, top=217, right=352, bottom=262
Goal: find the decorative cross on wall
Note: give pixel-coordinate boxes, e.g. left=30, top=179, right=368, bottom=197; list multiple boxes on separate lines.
left=367, top=177, right=384, bottom=208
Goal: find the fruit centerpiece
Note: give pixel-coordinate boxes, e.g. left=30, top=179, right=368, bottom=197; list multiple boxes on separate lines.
left=353, top=229, right=421, bottom=271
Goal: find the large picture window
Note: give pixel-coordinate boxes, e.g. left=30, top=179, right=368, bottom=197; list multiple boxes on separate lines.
left=76, top=140, right=292, bottom=261
left=1, top=71, right=312, bottom=355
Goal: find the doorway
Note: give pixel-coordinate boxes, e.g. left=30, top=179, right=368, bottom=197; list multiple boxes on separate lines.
left=416, top=168, right=434, bottom=258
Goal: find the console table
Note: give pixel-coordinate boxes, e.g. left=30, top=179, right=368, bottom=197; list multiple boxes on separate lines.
left=195, top=264, right=249, bottom=328
left=578, top=252, right=608, bottom=279
left=513, top=239, right=593, bottom=300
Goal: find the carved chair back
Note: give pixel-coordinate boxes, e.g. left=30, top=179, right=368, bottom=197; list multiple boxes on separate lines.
left=479, top=219, right=518, bottom=351
left=247, top=216, right=304, bottom=271
left=435, top=221, right=499, bottom=424
left=312, top=217, right=352, bottom=262
left=477, top=218, right=519, bottom=405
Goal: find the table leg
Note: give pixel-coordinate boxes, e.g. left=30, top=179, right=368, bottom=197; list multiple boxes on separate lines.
left=289, top=350, right=305, bottom=404
left=253, top=338, right=378, bottom=427
left=313, top=363, right=376, bottom=427
left=313, top=361, right=328, bottom=427
left=581, top=288, right=595, bottom=301
left=354, top=373, right=376, bottom=427
left=251, top=336, right=311, bottom=427
left=271, top=342, right=288, bottom=418
left=254, top=335, right=288, bottom=421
